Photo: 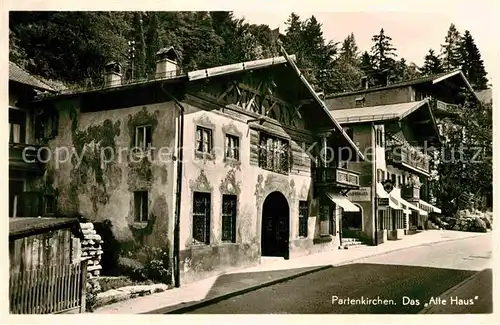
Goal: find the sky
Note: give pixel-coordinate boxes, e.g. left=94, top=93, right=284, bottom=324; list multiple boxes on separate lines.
left=234, top=7, right=498, bottom=86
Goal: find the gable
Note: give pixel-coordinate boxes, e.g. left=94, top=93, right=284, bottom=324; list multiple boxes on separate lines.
left=185, top=63, right=308, bottom=130
left=184, top=52, right=365, bottom=160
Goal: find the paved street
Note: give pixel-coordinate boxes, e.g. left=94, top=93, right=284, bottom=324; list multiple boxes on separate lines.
left=187, top=234, right=492, bottom=314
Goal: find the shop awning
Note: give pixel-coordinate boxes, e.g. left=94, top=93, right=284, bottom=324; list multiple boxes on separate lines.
left=419, top=199, right=442, bottom=214
left=376, top=183, right=401, bottom=210
left=326, top=192, right=360, bottom=212
left=398, top=196, right=428, bottom=216
left=385, top=187, right=428, bottom=216
left=392, top=196, right=411, bottom=215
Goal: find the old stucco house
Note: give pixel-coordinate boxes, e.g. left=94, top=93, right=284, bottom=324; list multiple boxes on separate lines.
left=325, top=70, right=479, bottom=244
left=30, top=47, right=365, bottom=285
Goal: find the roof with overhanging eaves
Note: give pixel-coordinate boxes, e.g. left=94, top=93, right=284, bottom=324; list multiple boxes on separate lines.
left=326, top=69, right=479, bottom=101
left=330, top=100, right=429, bottom=124
left=9, top=61, right=55, bottom=92
left=330, top=99, right=442, bottom=144
left=31, top=51, right=365, bottom=160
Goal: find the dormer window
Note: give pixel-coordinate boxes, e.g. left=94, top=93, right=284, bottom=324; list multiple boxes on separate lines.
left=355, top=97, right=365, bottom=108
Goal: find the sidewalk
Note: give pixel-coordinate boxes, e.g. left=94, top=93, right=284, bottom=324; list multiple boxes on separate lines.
left=93, top=230, right=486, bottom=314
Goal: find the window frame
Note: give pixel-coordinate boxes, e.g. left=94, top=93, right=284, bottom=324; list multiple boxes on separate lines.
left=135, top=125, right=153, bottom=151
left=224, top=134, right=240, bottom=161
left=298, top=200, right=309, bottom=238
left=221, top=194, right=237, bottom=243
left=391, top=173, right=397, bottom=185
left=192, top=191, right=211, bottom=245
left=9, top=109, right=27, bottom=144
left=258, top=132, right=290, bottom=175
left=134, top=191, right=149, bottom=223
left=196, top=126, right=213, bottom=155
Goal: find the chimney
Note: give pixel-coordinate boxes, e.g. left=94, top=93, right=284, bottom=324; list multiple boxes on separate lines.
left=156, top=47, right=180, bottom=79
left=361, top=76, right=369, bottom=89
left=104, top=62, right=122, bottom=87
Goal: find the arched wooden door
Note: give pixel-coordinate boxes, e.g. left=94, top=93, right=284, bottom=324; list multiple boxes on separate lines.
left=261, top=191, right=290, bottom=259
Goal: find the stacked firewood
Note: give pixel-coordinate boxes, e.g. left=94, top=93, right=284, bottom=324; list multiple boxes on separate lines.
left=80, top=222, right=104, bottom=293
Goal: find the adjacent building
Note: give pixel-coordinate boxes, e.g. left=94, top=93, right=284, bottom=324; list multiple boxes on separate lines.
left=29, top=48, right=365, bottom=284
left=9, top=61, right=57, bottom=219
left=325, top=69, right=478, bottom=244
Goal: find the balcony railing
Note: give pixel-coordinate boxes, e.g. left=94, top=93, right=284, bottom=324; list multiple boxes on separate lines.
left=9, top=143, right=46, bottom=173
left=315, top=167, right=360, bottom=189
left=386, top=145, right=430, bottom=174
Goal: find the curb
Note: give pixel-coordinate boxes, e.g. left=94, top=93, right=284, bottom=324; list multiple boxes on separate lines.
left=418, top=268, right=489, bottom=314
left=333, top=232, right=485, bottom=267
left=143, top=265, right=333, bottom=314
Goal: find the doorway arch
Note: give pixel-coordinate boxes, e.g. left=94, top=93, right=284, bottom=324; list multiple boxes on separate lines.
left=261, top=191, right=290, bottom=259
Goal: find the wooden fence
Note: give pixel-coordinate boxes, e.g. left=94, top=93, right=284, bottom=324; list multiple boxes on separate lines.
left=9, top=260, right=87, bottom=314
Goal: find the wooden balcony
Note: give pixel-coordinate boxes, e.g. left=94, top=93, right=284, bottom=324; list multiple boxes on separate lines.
left=386, top=144, right=430, bottom=176
left=9, top=143, right=46, bottom=174
left=401, top=184, right=421, bottom=201
left=315, top=167, right=360, bottom=189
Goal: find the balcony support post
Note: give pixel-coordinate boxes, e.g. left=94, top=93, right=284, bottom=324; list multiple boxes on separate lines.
left=318, top=132, right=332, bottom=168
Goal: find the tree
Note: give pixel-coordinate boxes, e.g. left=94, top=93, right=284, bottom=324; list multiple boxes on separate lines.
left=283, top=13, right=303, bottom=58
left=9, top=12, right=131, bottom=86
left=359, top=51, right=376, bottom=87
left=303, top=16, right=338, bottom=93
left=370, top=28, right=397, bottom=70
left=432, top=92, right=492, bottom=214
left=328, top=33, right=363, bottom=92
left=210, top=11, right=247, bottom=64
left=329, top=59, right=364, bottom=92
left=155, top=12, right=224, bottom=70
left=370, top=28, right=397, bottom=85
left=282, top=14, right=338, bottom=93
left=393, top=58, right=422, bottom=82
left=339, top=32, right=359, bottom=64
left=440, top=23, right=461, bottom=71
left=405, top=62, right=422, bottom=80
left=421, top=49, right=444, bottom=75
left=458, top=30, right=489, bottom=90
left=130, top=12, right=147, bottom=79
left=145, top=12, right=161, bottom=77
